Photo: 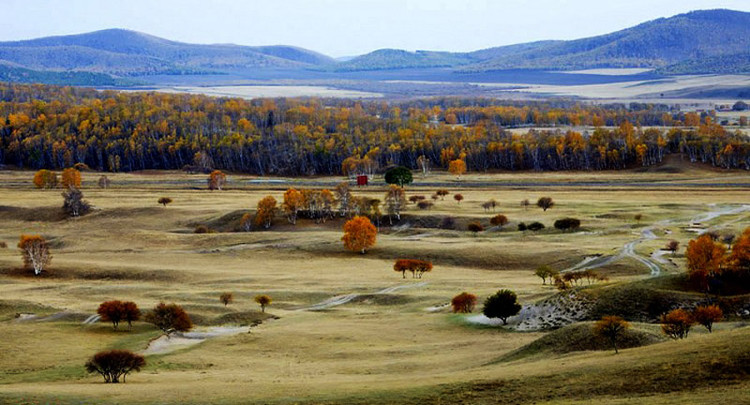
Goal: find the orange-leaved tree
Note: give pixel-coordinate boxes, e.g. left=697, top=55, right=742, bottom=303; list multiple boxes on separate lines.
left=61, top=167, right=81, bottom=189
left=18, top=235, right=52, bottom=275
left=448, top=159, right=466, bottom=179
left=661, top=308, right=694, bottom=339
left=685, top=234, right=726, bottom=290
left=693, top=304, right=723, bottom=333
left=393, top=259, right=433, bottom=279
left=208, top=170, right=227, bottom=190
left=33, top=169, right=58, bottom=189
left=254, top=196, right=277, bottom=229
left=342, top=215, right=377, bottom=254
left=593, top=315, right=630, bottom=354
left=283, top=188, right=304, bottom=224
left=451, top=292, right=477, bottom=313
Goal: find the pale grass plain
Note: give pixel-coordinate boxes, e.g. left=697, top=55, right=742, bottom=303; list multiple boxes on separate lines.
left=0, top=163, right=749, bottom=404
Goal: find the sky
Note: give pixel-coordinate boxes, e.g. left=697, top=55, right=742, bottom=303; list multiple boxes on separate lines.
left=1, top=0, right=749, bottom=57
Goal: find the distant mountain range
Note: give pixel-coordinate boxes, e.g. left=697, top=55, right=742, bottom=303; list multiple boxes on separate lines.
left=0, top=9, right=748, bottom=86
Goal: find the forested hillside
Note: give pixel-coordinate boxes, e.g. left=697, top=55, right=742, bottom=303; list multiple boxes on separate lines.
left=461, top=9, right=750, bottom=72
left=0, top=84, right=747, bottom=175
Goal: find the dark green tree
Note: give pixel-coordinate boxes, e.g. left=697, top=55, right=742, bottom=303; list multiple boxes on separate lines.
left=384, top=166, right=413, bottom=187
left=482, top=289, right=522, bottom=325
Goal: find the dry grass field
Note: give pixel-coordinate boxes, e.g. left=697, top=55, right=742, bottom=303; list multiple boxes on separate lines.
left=1, top=159, right=749, bottom=404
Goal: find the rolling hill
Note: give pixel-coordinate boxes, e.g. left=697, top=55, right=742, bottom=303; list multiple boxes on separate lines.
left=0, top=29, right=336, bottom=76
left=0, top=9, right=748, bottom=86
left=460, top=9, right=750, bottom=72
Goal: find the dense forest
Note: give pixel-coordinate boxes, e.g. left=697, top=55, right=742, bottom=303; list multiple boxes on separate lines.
left=0, top=83, right=748, bottom=175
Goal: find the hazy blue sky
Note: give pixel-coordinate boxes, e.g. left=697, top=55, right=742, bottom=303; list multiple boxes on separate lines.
left=2, top=0, right=749, bottom=57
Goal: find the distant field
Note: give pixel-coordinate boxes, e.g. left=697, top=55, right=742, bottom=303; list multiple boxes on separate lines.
left=135, top=85, right=383, bottom=99
left=0, top=160, right=749, bottom=404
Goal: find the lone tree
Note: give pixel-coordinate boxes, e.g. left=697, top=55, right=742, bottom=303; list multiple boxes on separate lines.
left=393, top=259, right=433, bottom=279
left=384, top=166, right=413, bottom=187
left=482, top=289, right=522, bottom=325
left=448, top=159, right=467, bottom=180
left=144, top=302, right=192, bottom=336
left=436, top=189, right=449, bottom=200
left=534, top=265, right=558, bottom=285
left=98, top=301, right=140, bottom=331
left=219, top=292, right=234, bottom=307
left=254, top=195, right=278, bottom=229
left=490, top=214, right=509, bottom=227
left=537, top=197, right=554, bottom=211
left=342, top=216, right=377, bottom=254
left=666, top=240, right=679, bottom=256
left=254, top=295, right=272, bottom=313
left=693, top=304, right=723, bottom=333
left=207, top=170, right=227, bottom=190
left=61, top=167, right=82, bottom=189
left=451, top=292, right=477, bottom=313
left=453, top=193, right=464, bottom=204
left=554, top=218, right=581, bottom=231
left=158, top=197, right=172, bottom=207
left=661, top=308, right=694, bottom=339
left=18, top=235, right=52, bottom=275
left=593, top=316, right=630, bottom=354
left=85, top=350, right=145, bottom=384
left=520, top=199, right=530, bottom=210
left=33, top=169, right=58, bottom=189
left=62, top=187, right=91, bottom=217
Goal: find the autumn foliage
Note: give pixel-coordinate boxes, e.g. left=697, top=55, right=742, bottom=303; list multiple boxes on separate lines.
left=18, top=235, right=51, bottom=275
left=451, top=292, right=477, bottom=313
left=33, top=169, right=58, bottom=189
left=593, top=316, right=630, bottom=354
left=144, top=302, right=192, bottom=336
left=692, top=304, right=723, bottom=333
left=61, top=168, right=81, bottom=189
left=661, top=308, right=694, bottom=339
left=254, top=295, right=272, bottom=312
left=490, top=214, right=508, bottom=227
left=393, top=259, right=433, bottom=279
left=85, top=350, right=145, bottom=384
left=342, top=216, right=377, bottom=254
left=686, top=234, right=726, bottom=290
left=254, top=195, right=278, bottom=229
left=0, top=84, right=748, bottom=176
left=97, top=301, right=141, bottom=330
left=208, top=170, right=227, bottom=190
left=448, top=159, right=467, bottom=179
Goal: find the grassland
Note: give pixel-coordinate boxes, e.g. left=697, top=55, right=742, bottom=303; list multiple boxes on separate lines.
left=0, top=160, right=749, bottom=404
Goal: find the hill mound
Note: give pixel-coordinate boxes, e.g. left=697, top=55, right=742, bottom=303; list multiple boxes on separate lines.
left=498, top=322, right=664, bottom=362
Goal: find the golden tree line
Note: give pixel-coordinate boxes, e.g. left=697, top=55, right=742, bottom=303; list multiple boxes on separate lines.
left=1, top=83, right=747, bottom=175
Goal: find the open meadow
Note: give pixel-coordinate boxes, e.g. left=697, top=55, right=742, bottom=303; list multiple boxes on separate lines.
left=1, top=158, right=749, bottom=404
